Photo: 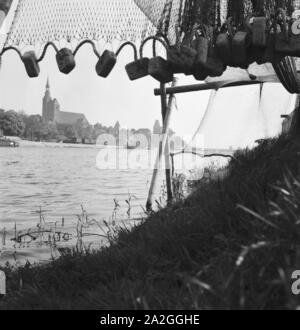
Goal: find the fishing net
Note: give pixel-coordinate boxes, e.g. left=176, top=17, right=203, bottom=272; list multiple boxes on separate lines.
left=3, top=0, right=161, bottom=54
left=4, top=0, right=296, bottom=53
left=1, top=0, right=195, bottom=54
left=1, top=0, right=300, bottom=96
left=2, top=0, right=221, bottom=53
left=3, top=1, right=300, bottom=52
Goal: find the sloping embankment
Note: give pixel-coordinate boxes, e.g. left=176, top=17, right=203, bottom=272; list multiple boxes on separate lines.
left=1, top=134, right=300, bottom=310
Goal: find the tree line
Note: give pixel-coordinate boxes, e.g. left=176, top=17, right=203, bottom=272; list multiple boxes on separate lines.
left=0, top=109, right=153, bottom=145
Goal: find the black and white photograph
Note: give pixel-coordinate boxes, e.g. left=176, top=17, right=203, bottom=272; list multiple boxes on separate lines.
left=0, top=0, right=300, bottom=314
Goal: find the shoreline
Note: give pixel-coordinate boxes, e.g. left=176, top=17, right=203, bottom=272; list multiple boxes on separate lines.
left=1, top=134, right=300, bottom=309
left=0, top=212, right=144, bottom=267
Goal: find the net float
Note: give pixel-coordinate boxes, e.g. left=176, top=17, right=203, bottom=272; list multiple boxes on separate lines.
left=125, top=58, right=149, bottom=81
left=96, top=50, right=117, bottom=78
left=22, top=51, right=40, bottom=78
left=148, top=56, right=173, bottom=83
left=56, top=48, right=76, bottom=74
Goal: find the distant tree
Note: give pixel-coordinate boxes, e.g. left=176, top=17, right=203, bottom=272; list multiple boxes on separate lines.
left=46, top=121, right=58, bottom=140
left=94, top=123, right=104, bottom=130
left=18, top=111, right=28, bottom=137
left=108, top=126, right=114, bottom=135
left=18, top=110, right=27, bottom=119
left=0, top=110, right=25, bottom=136
left=64, top=125, right=78, bottom=140
left=36, top=121, right=58, bottom=141
left=93, top=123, right=108, bottom=139
left=75, top=118, right=93, bottom=140
left=22, top=115, right=43, bottom=140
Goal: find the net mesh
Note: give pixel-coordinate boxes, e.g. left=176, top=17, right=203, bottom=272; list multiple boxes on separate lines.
left=4, top=0, right=300, bottom=54
left=4, top=0, right=164, bottom=53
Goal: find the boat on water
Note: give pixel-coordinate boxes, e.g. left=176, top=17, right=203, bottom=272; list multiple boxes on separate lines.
left=0, top=138, right=19, bottom=148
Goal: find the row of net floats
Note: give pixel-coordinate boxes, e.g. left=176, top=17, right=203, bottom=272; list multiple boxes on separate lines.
left=1, top=7, right=300, bottom=84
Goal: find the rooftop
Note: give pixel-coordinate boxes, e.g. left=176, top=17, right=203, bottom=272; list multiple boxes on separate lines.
left=55, top=111, right=88, bottom=126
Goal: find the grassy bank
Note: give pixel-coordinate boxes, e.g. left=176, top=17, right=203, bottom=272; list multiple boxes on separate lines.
left=1, top=134, right=300, bottom=310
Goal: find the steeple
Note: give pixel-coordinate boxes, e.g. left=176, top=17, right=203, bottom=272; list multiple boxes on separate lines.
left=44, top=76, right=51, bottom=102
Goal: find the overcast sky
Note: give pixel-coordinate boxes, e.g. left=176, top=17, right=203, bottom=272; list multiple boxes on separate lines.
left=0, top=0, right=297, bottom=149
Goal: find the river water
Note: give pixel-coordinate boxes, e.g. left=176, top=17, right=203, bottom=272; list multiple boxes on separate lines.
left=0, top=143, right=154, bottom=226
left=0, top=142, right=162, bottom=264
left=0, top=141, right=227, bottom=265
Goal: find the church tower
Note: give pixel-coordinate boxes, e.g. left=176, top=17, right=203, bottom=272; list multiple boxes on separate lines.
left=45, top=77, right=51, bottom=102
left=42, top=77, right=55, bottom=122
left=41, top=77, right=87, bottom=127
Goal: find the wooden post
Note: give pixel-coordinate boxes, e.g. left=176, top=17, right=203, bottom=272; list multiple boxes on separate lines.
left=154, top=75, right=279, bottom=96
left=160, top=83, right=173, bottom=204
left=146, top=78, right=178, bottom=211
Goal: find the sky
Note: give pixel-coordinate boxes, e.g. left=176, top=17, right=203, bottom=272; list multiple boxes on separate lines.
left=0, top=0, right=297, bottom=149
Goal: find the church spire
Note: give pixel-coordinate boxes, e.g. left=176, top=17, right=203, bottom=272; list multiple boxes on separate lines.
left=46, top=76, right=50, bottom=90
left=44, top=76, right=51, bottom=102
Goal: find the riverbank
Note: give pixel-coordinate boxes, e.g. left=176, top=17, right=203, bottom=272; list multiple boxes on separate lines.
left=1, top=133, right=300, bottom=309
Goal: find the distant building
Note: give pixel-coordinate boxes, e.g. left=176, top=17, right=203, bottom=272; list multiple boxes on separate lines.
left=114, top=121, right=120, bottom=133
left=153, top=119, right=175, bottom=136
left=42, top=78, right=89, bottom=126
left=153, top=120, right=162, bottom=134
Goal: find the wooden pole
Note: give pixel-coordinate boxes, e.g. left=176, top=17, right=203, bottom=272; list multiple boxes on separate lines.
left=154, top=75, right=279, bottom=96
left=146, top=78, right=178, bottom=212
left=160, top=83, right=173, bottom=204
left=162, top=80, right=180, bottom=204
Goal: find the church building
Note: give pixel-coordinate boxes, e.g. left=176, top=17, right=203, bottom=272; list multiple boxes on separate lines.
left=42, top=78, right=89, bottom=126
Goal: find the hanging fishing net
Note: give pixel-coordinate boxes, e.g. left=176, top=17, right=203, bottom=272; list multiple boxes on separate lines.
left=3, top=0, right=161, bottom=53
left=1, top=0, right=300, bottom=95
left=2, top=0, right=228, bottom=52
left=0, top=1, right=296, bottom=51
left=1, top=0, right=199, bottom=52
left=4, top=0, right=295, bottom=53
